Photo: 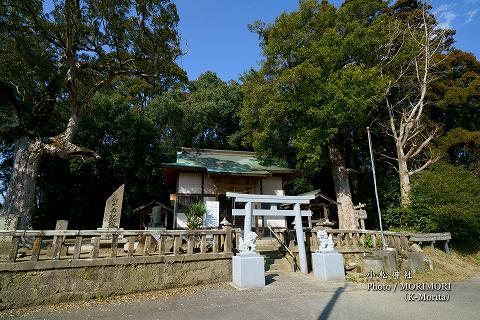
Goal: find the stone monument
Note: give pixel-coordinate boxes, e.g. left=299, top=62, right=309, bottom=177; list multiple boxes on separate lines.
left=97, top=184, right=125, bottom=239
left=312, top=230, right=345, bottom=281
left=0, top=215, right=18, bottom=259
left=232, top=231, right=265, bottom=288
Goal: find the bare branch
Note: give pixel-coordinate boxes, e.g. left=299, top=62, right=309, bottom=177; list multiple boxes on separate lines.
left=405, top=127, right=438, bottom=159
left=379, top=153, right=398, bottom=162
left=408, top=157, right=437, bottom=176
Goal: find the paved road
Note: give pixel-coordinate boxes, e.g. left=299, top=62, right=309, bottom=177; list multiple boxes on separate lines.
left=7, top=273, right=480, bottom=320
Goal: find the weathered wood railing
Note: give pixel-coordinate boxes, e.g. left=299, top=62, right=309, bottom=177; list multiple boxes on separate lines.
left=283, top=229, right=451, bottom=254
left=0, top=227, right=238, bottom=270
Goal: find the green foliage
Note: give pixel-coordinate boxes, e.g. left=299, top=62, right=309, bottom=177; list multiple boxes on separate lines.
left=403, top=162, right=480, bottom=242
left=241, top=0, right=389, bottom=171
left=284, top=177, right=314, bottom=196
left=0, top=0, right=185, bottom=140
left=186, top=201, right=206, bottom=230
left=428, top=50, right=480, bottom=132
left=147, top=71, right=244, bottom=150
left=183, top=72, right=244, bottom=149
left=364, top=234, right=373, bottom=248
left=33, top=94, right=175, bottom=229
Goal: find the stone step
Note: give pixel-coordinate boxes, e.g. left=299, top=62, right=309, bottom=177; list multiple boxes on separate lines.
left=258, top=251, right=284, bottom=260
left=265, top=258, right=289, bottom=266
left=255, top=238, right=280, bottom=251
left=265, top=260, right=292, bottom=272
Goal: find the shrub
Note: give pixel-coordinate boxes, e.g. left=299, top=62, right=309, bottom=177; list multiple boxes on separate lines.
left=405, top=162, right=480, bottom=243
left=186, top=201, right=207, bottom=230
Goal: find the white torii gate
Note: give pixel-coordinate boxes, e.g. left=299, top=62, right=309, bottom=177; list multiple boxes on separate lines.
left=226, top=192, right=316, bottom=274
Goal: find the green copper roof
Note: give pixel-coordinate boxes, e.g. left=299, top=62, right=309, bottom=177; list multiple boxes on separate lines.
left=162, top=148, right=297, bottom=176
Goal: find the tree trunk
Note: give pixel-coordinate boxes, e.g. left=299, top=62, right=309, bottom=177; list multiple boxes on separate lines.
left=0, top=136, right=43, bottom=229
left=397, top=151, right=411, bottom=207
left=328, top=142, right=357, bottom=229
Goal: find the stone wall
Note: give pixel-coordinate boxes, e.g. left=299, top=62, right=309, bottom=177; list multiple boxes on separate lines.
left=0, top=254, right=232, bottom=310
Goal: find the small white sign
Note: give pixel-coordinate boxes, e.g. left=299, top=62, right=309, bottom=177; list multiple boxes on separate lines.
left=204, top=201, right=220, bottom=228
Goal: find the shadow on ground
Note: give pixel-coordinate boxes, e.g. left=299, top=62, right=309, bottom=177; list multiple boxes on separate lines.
left=265, top=273, right=279, bottom=285
left=317, top=284, right=347, bottom=320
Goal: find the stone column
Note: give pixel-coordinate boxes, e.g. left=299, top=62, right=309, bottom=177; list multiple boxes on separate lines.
left=244, top=201, right=252, bottom=237
left=294, top=203, right=308, bottom=273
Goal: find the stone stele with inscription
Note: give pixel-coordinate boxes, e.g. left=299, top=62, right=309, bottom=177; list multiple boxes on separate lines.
left=101, top=184, right=125, bottom=229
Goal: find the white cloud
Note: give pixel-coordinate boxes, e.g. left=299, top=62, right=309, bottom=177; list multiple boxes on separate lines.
left=465, top=8, right=479, bottom=23
left=433, top=4, right=457, bottom=29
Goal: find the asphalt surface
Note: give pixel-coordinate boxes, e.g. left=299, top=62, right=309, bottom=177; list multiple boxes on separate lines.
left=7, top=273, right=480, bottom=320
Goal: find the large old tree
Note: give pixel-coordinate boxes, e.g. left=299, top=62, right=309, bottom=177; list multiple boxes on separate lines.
left=0, top=0, right=185, bottom=229
left=240, top=0, right=389, bottom=229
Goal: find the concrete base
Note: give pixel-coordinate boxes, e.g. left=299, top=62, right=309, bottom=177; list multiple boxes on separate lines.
left=312, top=252, right=345, bottom=281
left=232, top=253, right=265, bottom=288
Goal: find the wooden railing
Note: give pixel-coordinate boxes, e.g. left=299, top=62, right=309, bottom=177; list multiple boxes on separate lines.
left=283, top=229, right=451, bottom=254
left=0, top=227, right=237, bottom=270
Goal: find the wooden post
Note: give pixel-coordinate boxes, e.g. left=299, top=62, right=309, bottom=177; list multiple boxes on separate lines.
left=225, top=226, right=232, bottom=253
left=235, top=229, right=240, bottom=250
left=360, top=219, right=365, bottom=230
left=430, top=240, right=435, bottom=250
left=200, top=234, right=207, bottom=253
left=173, top=235, right=181, bottom=255
left=73, top=236, right=82, bottom=260
left=111, top=234, right=119, bottom=258
left=400, top=236, right=409, bottom=251
left=51, top=220, right=68, bottom=259
left=213, top=234, right=219, bottom=253
left=127, top=236, right=135, bottom=257
left=394, top=236, right=401, bottom=251
left=372, top=234, right=377, bottom=248
left=143, top=235, right=151, bottom=256
left=354, top=233, right=361, bottom=248
left=8, top=236, right=20, bottom=262
left=31, top=236, right=43, bottom=262
left=444, top=241, right=450, bottom=254
left=158, top=235, right=166, bottom=255
left=187, top=235, right=194, bottom=255
left=91, top=236, right=100, bottom=259
left=51, top=234, right=64, bottom=260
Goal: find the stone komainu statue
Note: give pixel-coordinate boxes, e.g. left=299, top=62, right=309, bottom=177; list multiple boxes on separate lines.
left=239, top=231, right=257, bottom=253
left=317, top=230, right=335, bottom=253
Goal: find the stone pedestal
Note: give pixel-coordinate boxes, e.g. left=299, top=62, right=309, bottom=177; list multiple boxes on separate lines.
left=312, top=252, right=345, bottom=281
left=372, top=249, right=397, bottom=272
left=363, top=256, right=384, bottom=273
left=232, top=253, right=265, bottom=288
left=404, top=252, right=425, bottom=273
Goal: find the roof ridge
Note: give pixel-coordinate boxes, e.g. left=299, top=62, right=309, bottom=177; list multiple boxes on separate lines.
left=180, top=147, right=257, bottom=156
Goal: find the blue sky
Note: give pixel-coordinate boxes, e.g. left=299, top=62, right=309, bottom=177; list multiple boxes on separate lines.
left=175, top=0, right=480, bottom=82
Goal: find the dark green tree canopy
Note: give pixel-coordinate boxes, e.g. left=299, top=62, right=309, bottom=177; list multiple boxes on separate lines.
left=0, top=0, right=185, bottom=141
left=241, top=0, right=389, bottom=170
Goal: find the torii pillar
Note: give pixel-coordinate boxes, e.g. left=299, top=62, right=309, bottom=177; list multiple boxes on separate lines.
left=228, top=193, right=313, bottom=274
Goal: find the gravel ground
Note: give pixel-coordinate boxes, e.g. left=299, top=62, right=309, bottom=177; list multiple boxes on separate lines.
left=2, top=272, right=479, bottom=320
